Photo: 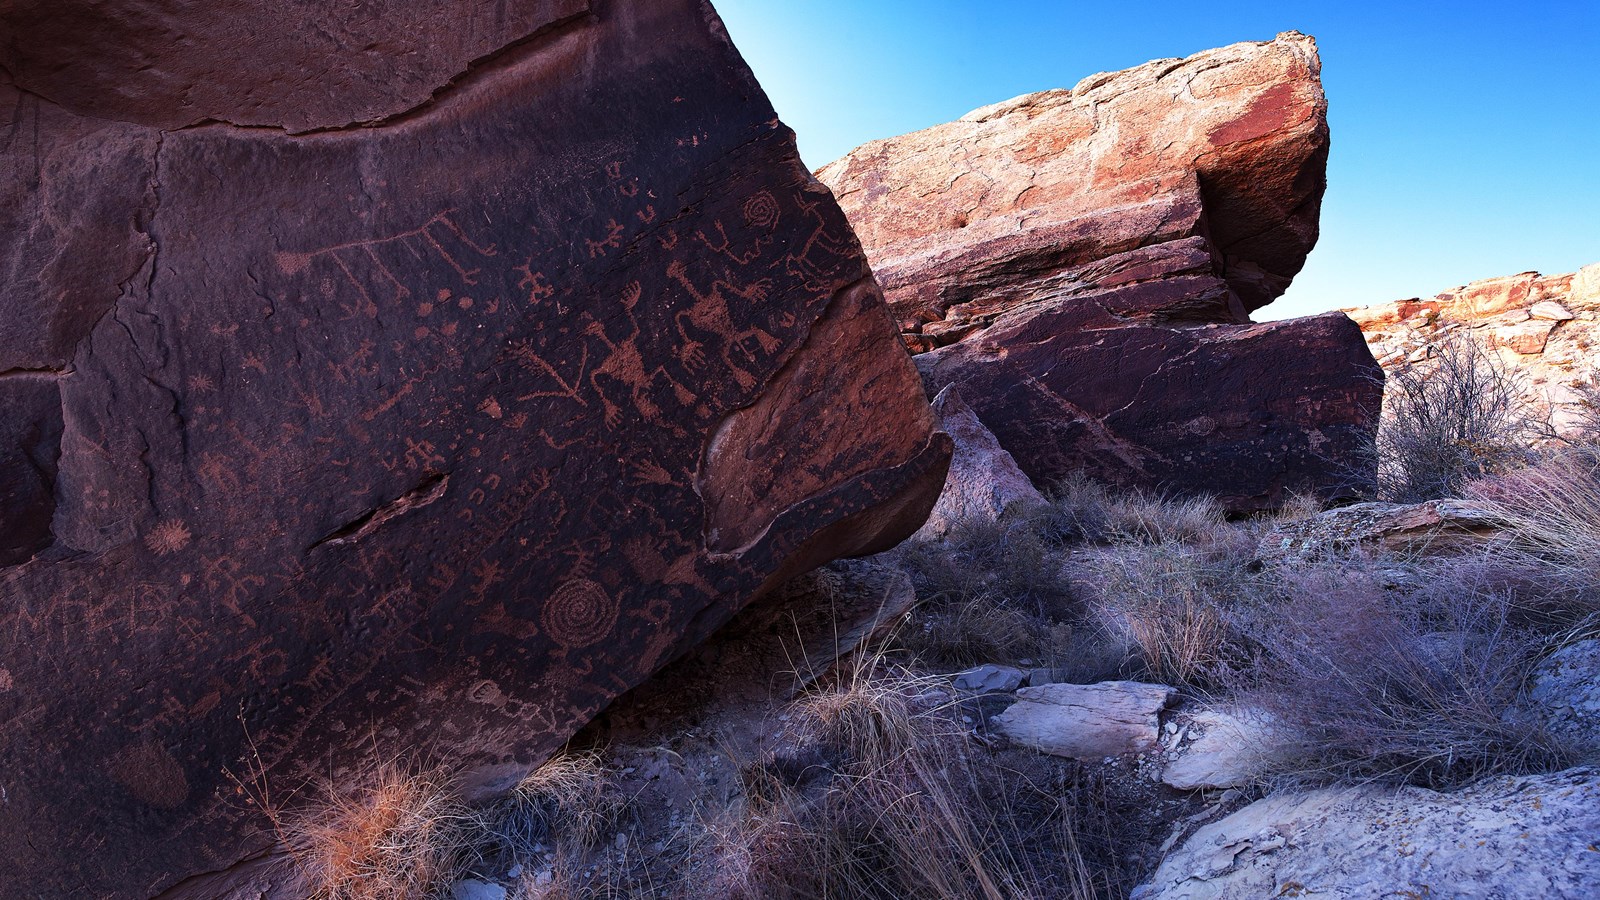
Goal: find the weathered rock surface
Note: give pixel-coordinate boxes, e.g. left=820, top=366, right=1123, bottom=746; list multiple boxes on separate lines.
left=1345, top=263, right=1600, bottom=437
left=0, top=2, right=950, bottom=896
left=993, top=681, right=1175, bottom=759
left=1259, top=498, right=1505, bottom=561
left=1137, top=767, right=1600, bottom=899
left=1526, top=639, right=1600, bottom=757
left=952, top=663, right=1027, bottom=695
left=913, top=385, right=1046, bottom=540
left=1159, top=706, right=1291, bottom=791
left=818, top=33, right=1381, bottom=510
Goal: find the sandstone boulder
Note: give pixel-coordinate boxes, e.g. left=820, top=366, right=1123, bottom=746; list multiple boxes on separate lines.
left=1344, top=262, right=1600, bottom=438
left=1259, top=498, right=1505, bottom=561
left=1137, top=767, right=1600, bottom=899
left=0, top=2, right=950, bottom=896
left=817, top=33, right=1382, bottom=511
left=912, top=385, right=1046, bottom=540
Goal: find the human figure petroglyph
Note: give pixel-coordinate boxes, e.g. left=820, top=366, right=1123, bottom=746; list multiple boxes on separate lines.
left=666, top=260, right=780, bottom=391
left=783, top=193, right=858, bottom=291
left=584, top=281, right=696, bottom=431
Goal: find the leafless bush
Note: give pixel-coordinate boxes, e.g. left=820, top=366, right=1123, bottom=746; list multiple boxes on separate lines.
left=1375, top=336, right=1539, bottom=501
left=1561, top=371, right=1600, bottom=445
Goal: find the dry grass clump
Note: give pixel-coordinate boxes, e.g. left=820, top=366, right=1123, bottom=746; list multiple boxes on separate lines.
left=1236, top=564, right=1566, bottom=788
left=718, top=658, right=1102, bottom=900
left=1467, top=448, right=1600, bottom=598
left=1072, top=541, right=1263, bottom=690
left=1375, top=335, right=1540, bottom=502
left=282, top=764, right=486, bottom=900
left=492, top=750, right=620, bottom=859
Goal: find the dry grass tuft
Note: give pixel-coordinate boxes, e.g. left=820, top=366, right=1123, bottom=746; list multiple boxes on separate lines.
left=283, top=764, right=485, bottom=900
left=727, top=657, right=1099, bottom=899
left=1468, top=448, right=1600, bottom=597
left=1072, top=541, right=1263, bottom=690
left=493, top=750, right=619, bottom=859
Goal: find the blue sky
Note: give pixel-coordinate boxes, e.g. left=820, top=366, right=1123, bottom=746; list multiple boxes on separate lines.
left=716, top=1, right=1599, bottom=318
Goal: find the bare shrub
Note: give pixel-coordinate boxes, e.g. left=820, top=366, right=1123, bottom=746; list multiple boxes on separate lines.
left=1238, top=563, right=1563, bottom=788
left=1560, top=370, right=1600, bottom=446
left=1375, top=336, right=1539, bottom=501
left=282, top=764, right=486, bottom=900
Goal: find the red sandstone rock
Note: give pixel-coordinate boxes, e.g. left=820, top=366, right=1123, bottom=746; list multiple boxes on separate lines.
left=1344, top=263, right=1600, bottom=437
left=0, top=2, right=949, bottom=896
left=817, top=33, right=1379, bottom=510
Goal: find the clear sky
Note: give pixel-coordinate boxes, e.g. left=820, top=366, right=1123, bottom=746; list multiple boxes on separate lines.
left=716, top=1, right=1599, bottom=319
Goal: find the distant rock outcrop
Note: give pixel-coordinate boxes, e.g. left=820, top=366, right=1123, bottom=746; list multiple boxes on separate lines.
left=818, top=33, right=1382, bottom=511
left=1344, top=263, right=1600, bottom=437
left=0, top=1, right=949, bottom=896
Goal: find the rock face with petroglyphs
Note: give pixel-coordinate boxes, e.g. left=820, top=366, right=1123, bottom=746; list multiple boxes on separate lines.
left=817, top=32, right=1382, bottom=510
left=0, top=1, right=949, bottom=895
left=1344, top=263, right=1600, bottom=437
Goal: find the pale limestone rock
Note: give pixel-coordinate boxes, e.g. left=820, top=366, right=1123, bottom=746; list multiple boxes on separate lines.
left=1527, top=639, right=1600, bottom=756
left=1138, top=768, right=1600, bottom=899
left=952, top=663, right=1026, bottom=694
left=993, top=681, right=1175, bottom=759
left=1161, top=707, right=1292, bottom=791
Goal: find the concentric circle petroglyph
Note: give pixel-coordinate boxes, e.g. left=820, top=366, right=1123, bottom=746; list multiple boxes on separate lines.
left=742, top=190, right=780, bottom=229
left=541, top=578, right=619, bottom=649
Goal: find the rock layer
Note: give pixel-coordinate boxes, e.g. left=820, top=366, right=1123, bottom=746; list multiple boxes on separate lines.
left=0, top=2, right=949, bottom=896
left=1344, top=263, right=1600, bottom=437
left=818, top=33, right=1381, bottom=509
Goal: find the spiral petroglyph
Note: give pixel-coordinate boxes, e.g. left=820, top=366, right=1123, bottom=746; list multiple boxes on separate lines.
left=742, top=191, right=780, bottom=229
left=541, top=578, right=620, bottom=649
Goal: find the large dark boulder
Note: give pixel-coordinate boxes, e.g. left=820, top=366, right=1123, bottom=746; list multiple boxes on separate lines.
left=0, top=1, right=949, bottom=895
left=818, top=33, right=1380, bottom=510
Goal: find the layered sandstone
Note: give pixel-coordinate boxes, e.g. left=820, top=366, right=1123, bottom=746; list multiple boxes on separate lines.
left=0, top=2, right=949, bottom=896
left=818, top=33, right=1381, bottom=510
left=1344, top=263, right=1600, bottom=436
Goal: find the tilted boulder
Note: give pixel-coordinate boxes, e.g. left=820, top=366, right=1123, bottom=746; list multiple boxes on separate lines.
left=912, top=384, right=1046, bottom=540
left=0, top=1, right=950, bottom=896
left=818, top=33, right=1381, bottom=510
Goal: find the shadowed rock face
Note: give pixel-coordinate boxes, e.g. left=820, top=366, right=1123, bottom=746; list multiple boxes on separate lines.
left=818, top=33, right=1380, bottom=510
left=0, top=1, right=949, bottom=896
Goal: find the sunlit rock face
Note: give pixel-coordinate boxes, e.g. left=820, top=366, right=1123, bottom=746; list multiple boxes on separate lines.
left=819, top=33, right=1382, bottom=511
left=0, top=1, right=949, bottom=895
left=1345, top=263, right=1600, bottom=438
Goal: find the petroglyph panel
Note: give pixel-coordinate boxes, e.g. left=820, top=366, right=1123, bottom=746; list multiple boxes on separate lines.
left=0, top=1, right=949, bottom=896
